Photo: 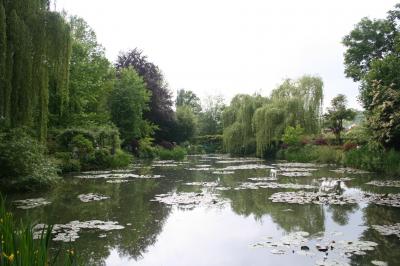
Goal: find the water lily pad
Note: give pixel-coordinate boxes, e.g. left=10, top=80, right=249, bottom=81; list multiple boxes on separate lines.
left=330, top=168, right=369, bottom=174
left=269, top=191, right=359, bottom=205
left=13, top=198, right=51, bottom=209
left=280, top=172, right=313, bottom=177
left=185, top=181, right=219, bottom=187
left=76, top=173, right=139, bottom=179
left=371, top=260, right=388, bottom=266
left=248, top=177, right=277, bottom=181
left=274, top=162, right=321, bottom=168
left=106, top=179, right=131, bottom=184
left=212, top=170, right=235, bottom=175
left=222, top=164, right=274, bottom=170
left=78, top=193, right=109, bottom=202
left=34, top=220, right=125, bottom=242
left=253, top=231, right=378, bottom=264
left=152, top=191, right=228, bottom=209
left=215, top=158, right=264, bottom=164
left=235, top=182, right=317, bottom=190
left=319, top=177, right=353, bottom=182
left=372, top=223, right=400, bottom=239
left=186, top=167, right=214, bottom=171
left=364, top=193, right=400, bottom=208
left=76, top=173, right=162, bottom=180
left=279, top=167, right=318, bottom=172
left=366, top=180, right=400, bottom=188
left=215, top=187, right=232, bottom=191
left=152, top=163, right=179, bottom=167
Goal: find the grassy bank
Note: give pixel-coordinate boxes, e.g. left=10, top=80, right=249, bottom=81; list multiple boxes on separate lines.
left=277, top=144, right=400, bottom=176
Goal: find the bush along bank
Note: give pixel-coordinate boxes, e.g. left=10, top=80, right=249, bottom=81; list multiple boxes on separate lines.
left=0, top=126, right=133, bottom=191
left=50, top=127, right=133, bottom=173
left=276, top=142, right=400, bottom=176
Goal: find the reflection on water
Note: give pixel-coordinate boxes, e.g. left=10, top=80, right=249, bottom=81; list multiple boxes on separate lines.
left=6, top=155, right=400, bottom=266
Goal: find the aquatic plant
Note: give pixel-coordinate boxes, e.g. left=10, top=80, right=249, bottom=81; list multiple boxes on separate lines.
left=0, top=196, right=79, bottom=265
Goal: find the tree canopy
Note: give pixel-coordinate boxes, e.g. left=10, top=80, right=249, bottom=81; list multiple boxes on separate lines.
left=222, top=75, right=324, bottom=157
left=0, top=0, right=71, bottom=141
left=324, top=94, right=356, bottom=144
left=176, top=89, right=202, bottom=114
left=343, top=3, right=400, bottom=149
left=116, top=49, right=175, bottom=142
left=109, top=68, right=151, bottom=144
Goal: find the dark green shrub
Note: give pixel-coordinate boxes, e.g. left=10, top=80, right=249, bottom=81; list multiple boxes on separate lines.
left=157, top=146, right=187, bottom=160
left=312, top=146, right=342, bottom=164
left=343, top=143, right=400, bottom=175
left=277, top=145, right=342, bottom=164
left=282, top=125, right=304, bottom=146
left=0, top=129, right=59, bottom=190
left=56, top=128, right=96, bottom=150
left=54, top=152, right=81, bottom=173
left=185, top=144, right=205, bottom=155
left=277, top=145, right=316, bottom=162
left=108, top=150, right=133, bottom=168
left=92, top=148, right=111, bottom=168
left=138, top=138, right=157, bottom=159
left=85, top=149, right=132, bottom=170
left=71, top=134, right=94, bottom=159
left=194, top=135, right=223, bottom=153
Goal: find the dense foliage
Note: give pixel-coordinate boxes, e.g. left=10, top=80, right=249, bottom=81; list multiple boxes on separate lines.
left=176, top=89, right=202, bottom=114
left=116, top=49, right=175, bottom=141
left=0, top=0, right=71, bottom=141
left=109, top=68, right=151, bottom=144
left=343, top=4, right=400, bottom=149
left=0, top=129, right=59, bottom=190
left=222, top=76, right=323, bottom=157
left=67, top=16, right=114, bottom=126
left=174, top=106, right=197, bottom=143
left=324, top=94, right=356, bottom=144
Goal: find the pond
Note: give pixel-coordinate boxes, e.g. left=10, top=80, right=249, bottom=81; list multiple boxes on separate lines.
left=7, top=155, right=400, bottom=266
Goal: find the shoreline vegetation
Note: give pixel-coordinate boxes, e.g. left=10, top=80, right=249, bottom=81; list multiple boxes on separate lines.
left=0, top=196, right=78, bottom=265
left=1, top=2, right=400, bottom=190
left=0, top=2, right=399, bottom=265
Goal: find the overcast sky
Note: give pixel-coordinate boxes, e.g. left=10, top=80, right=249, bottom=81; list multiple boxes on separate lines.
left=56, top=0, right=398, bottom=109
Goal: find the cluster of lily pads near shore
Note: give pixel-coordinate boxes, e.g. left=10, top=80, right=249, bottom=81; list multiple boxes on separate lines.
left=4, top=154, right=400, bottom=266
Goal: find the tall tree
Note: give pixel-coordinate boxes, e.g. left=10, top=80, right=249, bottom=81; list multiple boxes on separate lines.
left=175, top=105, right=197, bottom=143
left=343, top=4, right=399, bottom=108
left=222, top=94, right=265, bottom=155
left=109, top=68, right=151, bottom=144
left=116, top=48, right=174, bottom=141
left=343, top=3, right=400, bottom=149
left=324, top=94, right=356, bottom=144
left=0, top=2, right=6, bottom=121
left=199, top=95, right=225, bottom=136
left=176, top=89, right=202, bottom=114
left=67, top=16, right=114, bottom=126
left=252, top=75, right=323, bottom=156
left=0, top=0, right=71, bottom=141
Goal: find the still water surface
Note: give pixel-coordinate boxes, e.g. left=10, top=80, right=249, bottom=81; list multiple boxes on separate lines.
left=7, top=155, right=400, bottom=266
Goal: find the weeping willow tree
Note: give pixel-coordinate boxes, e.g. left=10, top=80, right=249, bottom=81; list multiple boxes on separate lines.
left=253, top=76, right=323, bottom=157
left=0, top=0, right=71, bottom=141
left=222, top=76, right=323, bottom=157
left=0, top=3, right=6, bottom=120
left=222, top=94, right=266, bottom=155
